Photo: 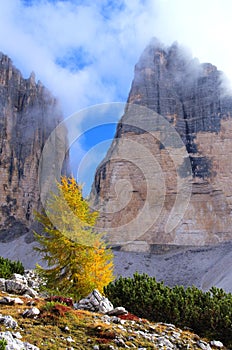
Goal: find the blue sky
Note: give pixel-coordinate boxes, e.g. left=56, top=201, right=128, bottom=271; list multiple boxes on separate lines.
left=1, top=0, right=232, bottom=195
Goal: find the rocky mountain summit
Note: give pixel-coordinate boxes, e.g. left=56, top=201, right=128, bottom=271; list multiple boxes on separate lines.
left=92, top=39, right=232, bottom=250
left=0, top=53, right=68, bottom=243
left=0, top=272, right=227, bottom=349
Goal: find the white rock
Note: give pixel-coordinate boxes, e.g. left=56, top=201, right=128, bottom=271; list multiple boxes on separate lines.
left=99, top=297, right=114, bottom=314
left=5, top=280, right=27, bottom=294
left=12, top=274, right=28, bottom=285
left=107, top=307, right=128, bottom=316
left=0, top=296, right=15, bottom=305
left=4, top=275, right=37, bottom=297
left=0, top=315, right=18, bottom=329
left=13, top=331, right=22, bottom=339
left=0, top=297, right=24, bottom=305
left=24, top=286, right=38, bottom=298
left=89, top=294, right=101, bottom=307
left=23, top=294, right=32, bottom=299
left=13, top=297, right=24, bottom=305
left=75, top=290, right=114, bottom=314
left=66, top=336, right=75, bottom=343
left=210, top=340, right=224, bottom=348
left=22, top=307, right=40, bottom=318
left=0, top=278, right=6, bottom=291
left=0, top=330, right=40, bottom=349
left=92, top=289, right=102, bottom=302
left=197, top=341, right=212, bottom=350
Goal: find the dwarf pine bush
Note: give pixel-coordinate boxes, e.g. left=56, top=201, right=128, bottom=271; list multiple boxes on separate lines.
left=104, top=273, right=232, bottom=347
left=0, top=256, right=24, bottom=279
left=0, top=338, right=7, bottom=350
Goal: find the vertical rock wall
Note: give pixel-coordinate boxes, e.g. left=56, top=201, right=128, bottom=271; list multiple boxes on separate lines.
left=92, top=40, right=232, bottom=250
left=0, top=53, right=68, bottom=242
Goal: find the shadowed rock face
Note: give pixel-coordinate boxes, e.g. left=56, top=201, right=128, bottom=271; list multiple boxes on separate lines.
left=0, top=53, right=68, bottom=242
left=92, top=39, right=232, bottom=250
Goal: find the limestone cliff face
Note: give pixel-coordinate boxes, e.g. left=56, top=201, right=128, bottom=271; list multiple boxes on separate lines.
left=0, top=53, right=68, bottom=242
left=92, top=39, right=232, bottom=251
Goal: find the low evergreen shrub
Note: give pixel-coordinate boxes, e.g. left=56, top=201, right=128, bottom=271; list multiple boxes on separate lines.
left=0, top=338, right=7, bottom=350
left=0, top=256, right=24, bottom=279
left=104, top=273, right=232, bottom=348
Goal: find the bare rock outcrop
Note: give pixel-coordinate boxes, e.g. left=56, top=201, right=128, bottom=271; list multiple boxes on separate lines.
left=92, top=39, right=232, bottom=250
left=0, top=53, right=68, bottom=242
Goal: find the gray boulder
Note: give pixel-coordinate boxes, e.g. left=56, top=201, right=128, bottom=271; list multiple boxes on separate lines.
left=0, top=296, right=24, bottom=305
left=0, top=331, right=40, bottom=350
left=107, top=307, right=128, bottom=316
left=0, top=315, right=18, bottom=329
left=5, top=280, right=27, bottom=295
left=22, top=307, right=40, bottom=318
left=74, top=289, right=114, bottom=313
left=74, top=289, right=128, bottom=316
left=4, top=273, right=38, bottom=297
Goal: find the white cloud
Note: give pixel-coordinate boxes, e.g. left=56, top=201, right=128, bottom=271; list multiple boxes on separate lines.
left=1, top=0, right=232, bottom=193
left=1, top=0, right=232, bottom=116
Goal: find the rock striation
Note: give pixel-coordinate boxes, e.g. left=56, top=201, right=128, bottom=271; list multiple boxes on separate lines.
left=92, top=39, right=232, bottom=250
left=0, top=53, right=68, bottom=242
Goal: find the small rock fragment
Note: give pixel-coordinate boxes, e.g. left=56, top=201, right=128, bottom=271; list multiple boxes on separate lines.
left=22, top=307, right=40, bottom=318
left=0, top=315, right=18, bottom=329
left=13, top=331, right=23, bottom=339
left=210, top=340, right=224, bottom=348
left=108, top=307, right=128, bottom=316
left=66, top=336, right=75, bottom=343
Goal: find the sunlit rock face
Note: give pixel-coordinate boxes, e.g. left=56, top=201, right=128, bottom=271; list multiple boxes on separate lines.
left=0, top=53, right=68, bottom=242
left=91, top=39, right=232, bottom=251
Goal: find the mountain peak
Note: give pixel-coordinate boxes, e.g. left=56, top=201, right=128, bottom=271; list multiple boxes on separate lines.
left=92, top=39, right=232, bottom=250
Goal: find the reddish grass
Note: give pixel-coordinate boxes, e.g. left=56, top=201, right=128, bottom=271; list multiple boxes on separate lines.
left=118, top=312, right=140, bottom=321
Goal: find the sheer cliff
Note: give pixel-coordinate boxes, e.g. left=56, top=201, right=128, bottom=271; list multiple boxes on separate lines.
left=92, top=39, right=232, bottom=251
left=0, top=53, right=68, bottom=242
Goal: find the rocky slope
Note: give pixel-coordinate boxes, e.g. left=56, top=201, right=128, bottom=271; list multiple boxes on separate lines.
left=0, top=272, right=228, bottom=349
left=0, top=237, right=232, bottom=293
left=113, top=241, right=232, bottom=293
left=92, top=39, right=232, bottom=250
left=0, top=53, right=68, bottom=243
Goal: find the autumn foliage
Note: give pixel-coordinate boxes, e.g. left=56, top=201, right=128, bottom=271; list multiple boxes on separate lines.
left=34, top=176, right=114, bottom=299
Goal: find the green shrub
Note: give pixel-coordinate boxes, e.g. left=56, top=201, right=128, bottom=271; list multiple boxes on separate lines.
left=0, top=338, right=7, bottom=350
left=104, top=273, right=232, bottom=348
left=0, top=256, right=24, bottom=279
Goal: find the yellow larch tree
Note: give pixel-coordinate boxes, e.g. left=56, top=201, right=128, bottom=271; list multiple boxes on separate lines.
left=34, top=176, right=114, bottom=299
